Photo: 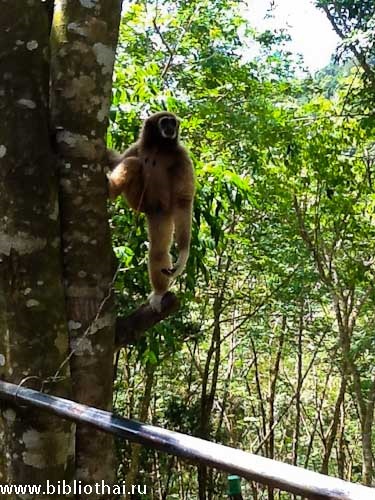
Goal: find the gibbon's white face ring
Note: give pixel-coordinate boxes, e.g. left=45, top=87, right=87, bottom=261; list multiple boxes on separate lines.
left=158, top=117, right=177, bottom=139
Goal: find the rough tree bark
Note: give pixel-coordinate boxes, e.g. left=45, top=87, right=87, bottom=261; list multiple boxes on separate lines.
left=0, top=2, right=75, bottom=498
left=50, top=0, right=122, bottom=496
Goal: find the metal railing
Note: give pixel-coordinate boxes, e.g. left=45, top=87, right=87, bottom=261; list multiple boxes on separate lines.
left=0, top=380, right=373, bottom=500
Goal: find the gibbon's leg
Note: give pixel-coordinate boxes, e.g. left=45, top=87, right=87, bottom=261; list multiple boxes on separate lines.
left=107, top=157, right=145, bottom=211
left=163, top=199, right=193, bottom=278
left=146, top=212, right=174, bottom=312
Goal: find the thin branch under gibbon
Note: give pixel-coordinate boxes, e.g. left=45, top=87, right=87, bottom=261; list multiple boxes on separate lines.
left=115, top=292, right=180, bottom=349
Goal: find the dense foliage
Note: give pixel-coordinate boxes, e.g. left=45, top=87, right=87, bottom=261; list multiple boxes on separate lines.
left=109, top=1, right=375, bottom=497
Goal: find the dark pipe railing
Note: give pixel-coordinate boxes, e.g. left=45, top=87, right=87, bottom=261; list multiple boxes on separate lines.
left=0, top=380, right=373, bottom=500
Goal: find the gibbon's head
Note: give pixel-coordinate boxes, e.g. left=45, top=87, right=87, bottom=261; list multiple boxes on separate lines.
left=142, top=111, right=180, bottom=148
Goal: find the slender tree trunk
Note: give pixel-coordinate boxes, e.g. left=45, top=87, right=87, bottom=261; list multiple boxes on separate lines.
left=291, top=307, right=303, bottom=500
left=0, top=2, right=74, bottom=497
left=50, top=1, right=122, bottom=496
left=361, top=380, right=375, bottom=486
left=198, top=295, right=222, bottom=500
left=125, top=364, right=155, bottom=498
left=336, top=303, right=375, bottom=485
left=321, top=376, right=347, bottom=475
left=337, top=404, right=346, bottom=479
left=292, top=307, right=303, bottom=470
left=249, top=336, right=267, bottom=454
left=267, top=316, right=285, bottom=500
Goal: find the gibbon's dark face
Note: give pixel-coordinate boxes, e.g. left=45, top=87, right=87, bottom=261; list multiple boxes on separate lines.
left=158, top=115, right=178, bottom=139
left=142, top=112, right=180, bottom=148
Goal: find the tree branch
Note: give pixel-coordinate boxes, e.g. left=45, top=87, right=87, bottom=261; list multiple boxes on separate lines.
left=321, top=4, right=375, bottom=87
left=115, top=292, right=180, bottom=350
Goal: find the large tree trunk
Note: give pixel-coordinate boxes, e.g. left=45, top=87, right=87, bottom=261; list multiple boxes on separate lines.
left=50, top=1, right=122, bottom=496
left=0, top=2, right=75, bottom=498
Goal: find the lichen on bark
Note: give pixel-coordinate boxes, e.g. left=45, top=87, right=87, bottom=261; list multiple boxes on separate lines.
left=50, top=1, right=122, bottom=497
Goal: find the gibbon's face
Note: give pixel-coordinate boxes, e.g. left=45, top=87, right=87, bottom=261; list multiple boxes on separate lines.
left=158, top=115, right=179, bottom=140
left=142, top=112, right=180, bottom=148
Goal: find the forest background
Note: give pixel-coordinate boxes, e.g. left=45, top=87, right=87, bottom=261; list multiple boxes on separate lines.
left=109, top=0, right=375, bottom=498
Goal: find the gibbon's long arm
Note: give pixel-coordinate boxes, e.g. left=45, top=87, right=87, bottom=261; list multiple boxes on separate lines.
left=107, top=157, right=146, bottom=211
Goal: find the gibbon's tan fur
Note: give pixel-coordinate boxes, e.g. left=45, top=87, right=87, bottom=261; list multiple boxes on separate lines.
left=107, top=111, right=195, bottom=312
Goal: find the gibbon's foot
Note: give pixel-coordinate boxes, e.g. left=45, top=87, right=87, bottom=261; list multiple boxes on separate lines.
left=148, top=292, right=164, bottom=313
left=161, top=250, right=189, bottom=278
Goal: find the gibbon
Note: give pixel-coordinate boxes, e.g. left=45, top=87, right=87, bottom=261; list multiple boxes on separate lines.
left=107, top=111, right=195, bottom=312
